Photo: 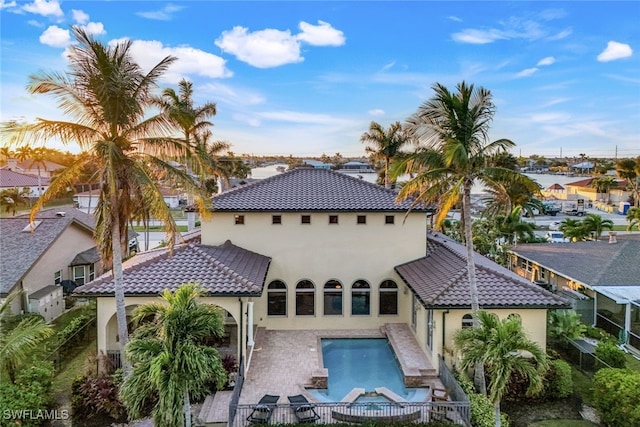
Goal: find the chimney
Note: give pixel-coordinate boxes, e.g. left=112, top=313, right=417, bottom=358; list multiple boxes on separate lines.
left=608, top=231, right=617, bottom=244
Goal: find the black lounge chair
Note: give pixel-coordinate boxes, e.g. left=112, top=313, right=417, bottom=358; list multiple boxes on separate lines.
left=247, top=394, right=279, bottom=424
left=288, top=394, right=320, bottom=423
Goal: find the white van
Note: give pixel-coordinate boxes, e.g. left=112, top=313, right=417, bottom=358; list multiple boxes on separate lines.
left=546, top=231, right=569, bottom=243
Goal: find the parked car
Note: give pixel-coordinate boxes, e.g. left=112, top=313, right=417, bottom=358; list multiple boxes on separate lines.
left=563, top=208, right=585, bottom=216
left=548, top=221, right=562, bottom=231
left=546, top=231, right=569, bottom=243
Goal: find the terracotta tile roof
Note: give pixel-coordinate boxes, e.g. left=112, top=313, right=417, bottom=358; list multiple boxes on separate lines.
left=566, top=177, right=629, bottom=190
left=394, top=232, right=570, bottom=309
left=74, top=241, right=271, bottom=296
left=510, top=235, right=640, bottom=287
left=211, top=168, right=428, bottom=212
left=0, top=207, right=96, bottom=295
left=0, top=169, right=50, bottom=187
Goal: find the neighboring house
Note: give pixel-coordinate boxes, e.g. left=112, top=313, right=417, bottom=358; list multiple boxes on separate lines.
left=338, top=161, right=375, bottom=173
left=509, top=234, right=640, bottom=352
left=76, top=168, right=568, bottom=377
left=563, top=177, right=631, bottom=205
left=303, top=159, right=333, bottom=170
left=0, top=169, right=50, bottom=197
left=2, top=158, right=64, bottom=179
left=0, top=207, right=100, bottom=322
left=74, top=187, right=185, bottom=212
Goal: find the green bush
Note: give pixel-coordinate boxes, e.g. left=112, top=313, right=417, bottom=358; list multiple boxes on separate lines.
left=454, top=373, right=509, bottom=427
left=0, top=361, right=55, bottom=427
left=595, top=342, right=626, bottom=368
left=545, top=359, right=573, bottom=398
left=584, top=325, right=616, bottom=344
left=593, top=368, right=640, bottom=427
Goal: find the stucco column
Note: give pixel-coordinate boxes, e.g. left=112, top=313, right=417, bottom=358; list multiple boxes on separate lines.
left=247, top=301, right=254, bottom=347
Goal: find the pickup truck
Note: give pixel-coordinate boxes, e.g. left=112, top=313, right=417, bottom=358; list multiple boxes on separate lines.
left=542, top=203, right=561, bottom=216
left=563, top=208, right=585, bottom=217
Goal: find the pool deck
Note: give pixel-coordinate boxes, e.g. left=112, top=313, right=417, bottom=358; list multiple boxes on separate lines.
left=239, top=324, right=442, bottom=405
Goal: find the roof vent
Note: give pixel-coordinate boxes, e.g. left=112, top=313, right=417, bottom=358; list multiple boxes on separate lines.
left=608, top=231, right=617, bottom=244
left=21, top=220, right=42, bottom=232
left=56, top=211, right=66, bottom=217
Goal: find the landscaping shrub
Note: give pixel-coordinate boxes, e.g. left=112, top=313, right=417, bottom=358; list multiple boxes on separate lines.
left=593, top=368, right=640, bottom=427
left=545, top=359, right=573, bottom=398
left=0, top=361, right=55, bottom=427
left=584, top=325, right=616, bottom=344
left=71, top=375, right=127, bottom=421
left=594, top=342, right=626, bottom=369
left=548, top=310, right=586, bottom=345
left=455, top=372, right=510, bottom=427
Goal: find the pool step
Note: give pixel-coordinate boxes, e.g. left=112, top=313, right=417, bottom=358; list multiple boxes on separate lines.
left=382, top=323, right=438, bottom=386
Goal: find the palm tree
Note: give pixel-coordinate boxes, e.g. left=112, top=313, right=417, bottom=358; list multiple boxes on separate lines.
left=454, top=310, right=548, bottom=427
left=625, top=207, right=640, bottom=231
left=496, top=206, right=536, bottom=244
left=591, top=176, right=617, bottom=204
left=3, top=28, right=210, bottom=375
left=120, top=283, right=227, bottom=427
left=394, top=81, right=524, bottom=393
left=616, top=157, right=640, bottom=207
left=582, top=213, right=614, bottom=240
left=559, top=218, right=589, bottom=242
left=360, top=121, right=409, bottom=189
left=0, top=293, right=54, bottom=382
left=482, top=178, right=543, bottom=219
left=0, top=187, right=30, bottom=216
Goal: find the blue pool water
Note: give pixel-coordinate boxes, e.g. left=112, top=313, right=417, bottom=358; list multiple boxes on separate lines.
left=308, top=338, right=420, bottom=402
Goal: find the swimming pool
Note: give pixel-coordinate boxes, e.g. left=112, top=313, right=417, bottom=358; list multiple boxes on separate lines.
left=308, top=338, right=422, bottom=402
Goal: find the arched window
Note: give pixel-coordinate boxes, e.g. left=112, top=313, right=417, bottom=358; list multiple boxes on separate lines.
left=267, top=280, right=287, bottom=316
left=351, top=280, right=370, bottom=315
left=295, top=280, right=315, bottom=316
left=379, top=280, right=398, bottom=315
left=324, top=280, right=343, bottom=315
left=462, top=314, right=474, bottom=329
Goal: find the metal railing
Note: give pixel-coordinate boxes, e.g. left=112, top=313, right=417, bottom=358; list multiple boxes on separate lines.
left=228, top=360, right=245, bottom=426
left=439, top=355, right=470, bottom=407
left=230, top=401, right=469, bottom=426
left=565, top=337, right=613, bottom=377
left=46, top=318, right=96, bottom=371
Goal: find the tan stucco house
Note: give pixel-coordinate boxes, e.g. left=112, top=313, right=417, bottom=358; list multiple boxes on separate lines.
left=0, top=206, right=100, bottom=322
left=75, top=169, right=568, bottom=381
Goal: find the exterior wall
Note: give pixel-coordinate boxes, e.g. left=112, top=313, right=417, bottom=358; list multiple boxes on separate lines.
left=21, top=223, right=97, bottom=297
left=97, top=295, right=245, bottom=357
left=202, top=211, right=426, bottom=330
left=433, top=308, right=549, bottom=367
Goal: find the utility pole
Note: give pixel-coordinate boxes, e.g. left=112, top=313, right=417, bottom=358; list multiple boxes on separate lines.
left=560, top=147, right=562, bottom=159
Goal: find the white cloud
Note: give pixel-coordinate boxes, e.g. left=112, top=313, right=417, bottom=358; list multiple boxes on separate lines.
left=27, top=19, right=44, bottom=27
left=448, top=15, right=462, bottom=23
left=22, top=0, right=63, bottom=17
left=368, top=109, right=385, bottom=116
left=136, top=4, right=185, bottom=21
left=215, top=26, right=302, bottom=68
left=82, top=22, right=106, bottom=36
left=258, top=110, right=351, bottom=126
left=452, top=28, right=506, bottom=44
left=111, top=39, right=232, bottom=83
left=39, top=25, right=70, bottom=48
left=1, top=0, right=17, bottom=10
left=199, top=82, right=265, bottom=108
left=516, top=67, right=538, bottom=77
left=72, top=9, right=89, bottom=24
left=597, top=41, right=633, bottom=62
left=547, top=28, right=572, bottom=41
left=537, top=56, right=555, bottom=66
left=296, top=21, right=345, bottom=46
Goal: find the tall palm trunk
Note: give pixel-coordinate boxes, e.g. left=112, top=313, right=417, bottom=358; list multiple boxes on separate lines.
left=384, top=156, right=391, bottom=189
left=111, top=209, right=132, bottom=375
left=184, top=391, right=191, bottom=427
left=462, top=181, right=487, bottom=395
left=494, top=401, right=501, bottom=427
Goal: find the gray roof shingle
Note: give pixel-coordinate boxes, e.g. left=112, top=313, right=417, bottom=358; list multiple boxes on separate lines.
left=395, top=232, right=570, bottom=309
left=0, top=207, right=96, bottom=295
left=212, top=168, right=428, bottom=212
left=510, top=235, right=640, bottom=287
left=73, top=241, right=271, bottom=296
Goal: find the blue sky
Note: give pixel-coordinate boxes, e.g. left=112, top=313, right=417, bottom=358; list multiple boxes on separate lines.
left=1, top=1, right=639, bottom=159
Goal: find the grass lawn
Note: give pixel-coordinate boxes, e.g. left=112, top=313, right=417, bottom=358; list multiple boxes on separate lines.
left=625, top=352, right=640, bottom=371
left=50, top=336, right=96, bottom=401
left=571, top=366, right=594, bottom=407
left=529, top=421, right=598, bottom=427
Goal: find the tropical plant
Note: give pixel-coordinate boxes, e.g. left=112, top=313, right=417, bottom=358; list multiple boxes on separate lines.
left=626, top=206, right=640, bottom=231
left=558, top=218, right=589, bottom=242
left=591, top=176, right=617, bottom=204
left=547, top=309, right=586, bottom=345
left=120, top=283, right=227, bottom=427
left=593, top=368, right=640, bottom=427
left=481, top=176, right=543, bottom=218
left=616, top=157, right=640, bottom=207
left=495, top=206, right=536, bottom=244
left=0, top=187, right=30, bottom=216
left=394, top=81, right=534, bottom=393
left=0, top=293, right=54, bottom=383
left=582, top=213, right=614, bottom=240
left=360, top=121, right=410, bottom=189
left=595, top=342, right=626, bottom=369
left=3, top=28, right=211, bottom=374
left=454, top=310, right=548, bottom=427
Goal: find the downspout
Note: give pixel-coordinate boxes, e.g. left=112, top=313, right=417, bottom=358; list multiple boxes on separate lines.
left=441, top=309, right=450, bottom=361
left=238, top=298, right=244, bottom=369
